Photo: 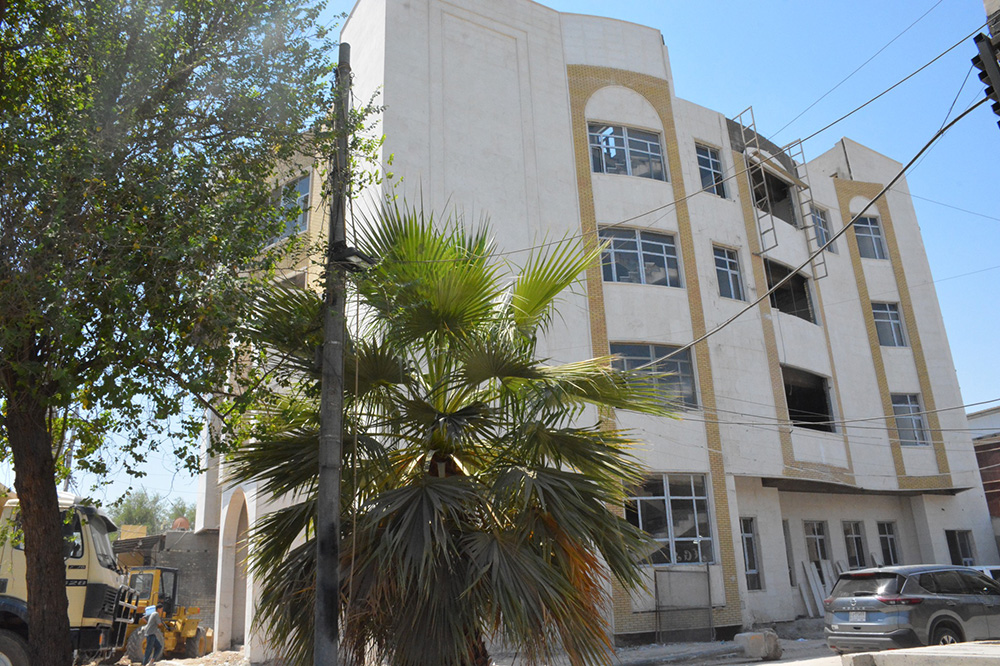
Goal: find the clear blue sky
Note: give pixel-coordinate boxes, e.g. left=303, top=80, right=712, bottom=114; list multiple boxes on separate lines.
left=9, top=0, right=994, bottom=508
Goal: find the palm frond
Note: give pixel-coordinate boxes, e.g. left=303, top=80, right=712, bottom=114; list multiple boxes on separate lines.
left=509, top=237, right=600, bottom=334
left=232, top=207, right=673, bottom=666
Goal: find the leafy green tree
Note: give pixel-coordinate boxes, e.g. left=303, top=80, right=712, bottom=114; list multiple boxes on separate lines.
left=227, top=206, right=672, bottom=666
left=108, top=489, right=165, bottom=537
left=0, top=0, right=337, bottom=662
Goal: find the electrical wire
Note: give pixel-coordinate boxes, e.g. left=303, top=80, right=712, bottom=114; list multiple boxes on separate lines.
left=797, top=21, right=988, bottom=146
left=636, top=96, right=989, bottom=370
left=772, top=0, right=948, bottom=139
left=367, top=20, right=990, bottom=265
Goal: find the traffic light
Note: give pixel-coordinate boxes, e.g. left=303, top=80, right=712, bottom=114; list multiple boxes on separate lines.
left=972, top=32, right=1000, bottom=128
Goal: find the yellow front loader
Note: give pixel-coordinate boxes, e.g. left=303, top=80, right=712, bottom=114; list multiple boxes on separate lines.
left=122, top=566, right=210, bottom=660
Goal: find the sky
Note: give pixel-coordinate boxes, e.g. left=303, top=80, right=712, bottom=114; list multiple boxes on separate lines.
left=7, top=0, right=996, bottom=509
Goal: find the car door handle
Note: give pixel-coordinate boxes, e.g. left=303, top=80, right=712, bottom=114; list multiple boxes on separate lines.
left=946, top=601, right=958, bottom=606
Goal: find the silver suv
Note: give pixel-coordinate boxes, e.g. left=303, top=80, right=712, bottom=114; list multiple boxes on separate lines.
left=825, top=564, right=1000, bottom=653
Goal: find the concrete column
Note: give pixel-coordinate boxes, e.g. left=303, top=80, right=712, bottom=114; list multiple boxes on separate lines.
left=195, top=418, right=221, bottom=533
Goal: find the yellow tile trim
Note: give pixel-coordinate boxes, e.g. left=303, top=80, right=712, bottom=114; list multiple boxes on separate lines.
left=832, top=178, right=951, bottom=489
left=567, top=64, right=740, bottom=632
left=732, top=151, right=854, bottom=485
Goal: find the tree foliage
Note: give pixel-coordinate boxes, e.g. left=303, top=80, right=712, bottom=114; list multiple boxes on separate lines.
left=107, top=489, right=195, bottom=537
left=228, top=206, right=675, bottom=666
left=0, top=0, right=338, bottom=662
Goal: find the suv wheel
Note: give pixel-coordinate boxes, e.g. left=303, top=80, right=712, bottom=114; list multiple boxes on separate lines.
left=932, top=625, right=962, bottom=645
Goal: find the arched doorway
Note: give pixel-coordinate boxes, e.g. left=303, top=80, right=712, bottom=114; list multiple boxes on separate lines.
left=216, top=490, right=249, bottom=651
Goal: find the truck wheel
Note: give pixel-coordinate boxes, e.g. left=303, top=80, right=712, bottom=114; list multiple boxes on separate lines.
left=0, top=630, right=30, bottom=666
left=184, top=627, right=208, bottom=658
left=126, top=630, right=146, bottom=662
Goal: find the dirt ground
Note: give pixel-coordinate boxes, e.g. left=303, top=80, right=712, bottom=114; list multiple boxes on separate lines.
left=94, top=621, right=832, bottom=665
left=91, top=650, right=248, bottom=666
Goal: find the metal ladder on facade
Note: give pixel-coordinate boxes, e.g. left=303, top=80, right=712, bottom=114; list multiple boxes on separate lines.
left=733, top=107, right=828, bottom=281
left=734, top=107, right=778, bottom=253
left=783, top=138, right=827, bottom=280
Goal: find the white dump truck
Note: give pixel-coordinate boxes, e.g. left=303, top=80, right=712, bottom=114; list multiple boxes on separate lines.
left=0, top=491, right=137, bottom=665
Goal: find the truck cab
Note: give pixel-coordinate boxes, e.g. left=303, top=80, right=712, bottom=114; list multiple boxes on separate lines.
left=0, top=491, right=137, bottom=664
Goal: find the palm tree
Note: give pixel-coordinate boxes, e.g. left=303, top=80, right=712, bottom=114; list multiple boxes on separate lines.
left=226, top=205, right=673, bottom=666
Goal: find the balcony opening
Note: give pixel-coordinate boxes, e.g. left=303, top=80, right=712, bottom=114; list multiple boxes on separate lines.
left=750, top=166, right=797, bottom=227
left=765, top=260, right=814, bottom=323
left=782, top=365, right=834, bottom=432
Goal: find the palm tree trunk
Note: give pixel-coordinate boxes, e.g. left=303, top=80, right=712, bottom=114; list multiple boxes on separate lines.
left=468, top=632, right=491, bottom=666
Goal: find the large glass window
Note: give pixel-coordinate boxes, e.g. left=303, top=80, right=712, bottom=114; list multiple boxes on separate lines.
left=589, top=124, right=666, bottom=181
left=714, top=246, right=745, bottom=301
left=696, top=144, right=726, bottom=197
left=878, top=521, right=900, bottom=565
left=600, top=228, right=681, bottom=287
left=873, top=302, right=907, bottom=347
left=625, top=474, right=714, bottom=565
left=843, top=521, right=866, bottom=569
left=855, top=216, right=888, bottom=259
left=741, top=517, right=762, bottom=590
left=611, top=343, right=697, bottom=409
left=810, top=206, right=836, bottom=252
left=892, top=394, right=929, bottom=446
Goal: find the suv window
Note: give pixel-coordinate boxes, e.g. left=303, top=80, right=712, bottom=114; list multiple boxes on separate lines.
left=831, top=573, right=900, bottom=598
left=920, top=570, right=968, bottom=595
left=960, top=571, right=1000, bottom=596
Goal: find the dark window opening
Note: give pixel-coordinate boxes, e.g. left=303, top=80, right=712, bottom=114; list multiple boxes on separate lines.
left=750, top=165, right=797, bottom=226
left=782, top=365, right=834, bottom=432
left=946, top=530, right=975, bottom=566
left=765, top=260, right=814, bottom=323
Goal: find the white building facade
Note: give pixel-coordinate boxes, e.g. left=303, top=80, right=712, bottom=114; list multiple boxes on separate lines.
left=199, top=0, right=998, bottom=656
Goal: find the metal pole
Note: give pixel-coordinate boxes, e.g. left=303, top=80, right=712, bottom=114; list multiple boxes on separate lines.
left=316, top=42, right=350, bottom=666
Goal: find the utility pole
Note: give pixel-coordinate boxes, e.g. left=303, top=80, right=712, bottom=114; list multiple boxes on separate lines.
left=316, top=42, right=351, bottom=666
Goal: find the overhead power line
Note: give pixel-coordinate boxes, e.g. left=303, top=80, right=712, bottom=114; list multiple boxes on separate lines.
left=639, top=96, right=989, bottom=370
left=773, top=0, right=948, bottom=139
left=798, top=21, right=988, bottom=145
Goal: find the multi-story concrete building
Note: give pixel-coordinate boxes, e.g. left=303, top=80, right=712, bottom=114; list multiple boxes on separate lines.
left=198, top=0, right=998, bottom=656
left=969, top=406, right=1000, bottom=553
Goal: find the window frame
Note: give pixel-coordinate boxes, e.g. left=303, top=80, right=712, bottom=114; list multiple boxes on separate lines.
left=842, top=520, right=867, bottom=570
left=872, top=302, right=907, bottom=347
left=810, top=205, right=836, bottom=252
left=804, top=520, right=830, bottom=583
left=610, top=342, right=698, bottom=409
left=600, top=228, right=682, bottom=288
left=740, top=517, right=763, bottom=590
left=625, top=473, right=715, bottom=566
left=270, top=174, right=311, bottom=245
left=891, top=393, right=930, bottom=446
left=854, top=216, right=888, bottom=260
left=696, top=144, right=727, bottom=197
left=588, top=123, right=667, bottom=181
left=877, top=521, right=900, bottom=566
left=713, top=245, right=745, bottom=301
left=945, top=529, right=976, bottom=566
